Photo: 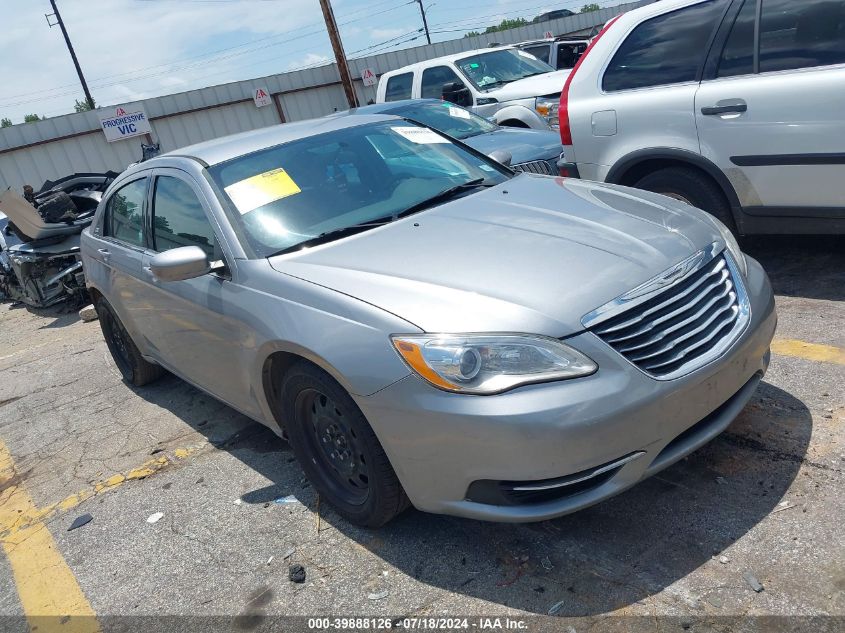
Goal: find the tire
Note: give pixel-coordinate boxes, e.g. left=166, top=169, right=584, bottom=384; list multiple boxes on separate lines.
left=633, top=166, right=737, bottom=233
left=281, top=362, right=409, bottom=527
left=37, top=192, right=78, bottom=224
left=96, top=298, right=164, bottom=387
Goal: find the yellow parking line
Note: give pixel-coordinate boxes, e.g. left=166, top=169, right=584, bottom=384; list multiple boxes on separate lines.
left=0, top=443, right=206, bottom=536
left=0, top=441, right=100, bottom=633
left=772, top=339, right=845, bottom=365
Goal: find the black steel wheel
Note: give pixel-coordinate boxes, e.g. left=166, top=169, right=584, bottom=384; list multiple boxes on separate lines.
left=281, top=362, right=409, bottom=527
left=297, top=388, right=370, bottom=504
left=96, top=298, right=164, bottom=387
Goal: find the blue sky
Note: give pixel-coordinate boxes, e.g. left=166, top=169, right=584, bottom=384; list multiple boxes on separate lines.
left=0, top=0, right=617, bottom=124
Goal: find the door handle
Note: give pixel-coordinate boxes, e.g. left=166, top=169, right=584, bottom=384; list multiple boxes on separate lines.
left=97, top=248, right=110, bottom=262
left=701, top=101, right=747, bottom=116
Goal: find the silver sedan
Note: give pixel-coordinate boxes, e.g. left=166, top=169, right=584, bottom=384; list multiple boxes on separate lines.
left=81, top=115, right=776, bottom=526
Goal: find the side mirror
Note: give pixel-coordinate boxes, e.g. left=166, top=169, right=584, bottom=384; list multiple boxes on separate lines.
left=149, top=246, right=210, bottom=282
left=441, top=81, right=472, bottom=108
left=488, top=150, right=512, bottom=167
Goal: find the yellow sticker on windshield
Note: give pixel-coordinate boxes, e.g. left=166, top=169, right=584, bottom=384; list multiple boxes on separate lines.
left=224, top=168, right=301, bottom=214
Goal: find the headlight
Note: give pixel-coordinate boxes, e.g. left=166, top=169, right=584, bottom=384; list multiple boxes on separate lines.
left=719, top=226, right=747, bottom=277
left=535, top=97, right=560, bottom=130
left=391, top=333, right=597, bottom=395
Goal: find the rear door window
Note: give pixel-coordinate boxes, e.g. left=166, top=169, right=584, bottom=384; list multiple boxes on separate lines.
left=104, top=178, right=147, bottom=248
left=151, top=176, right=219, bottom=259
left=385, top=72, right=413, bottom=101
left=759, top=0, right=845, bottom=72
left=556, top=42, right=586, bottom=69
left=602, top=0, right=728, bottom=91
left=420, top=66, right=465, bottom=99
left=717, top=0, right=757, bottom=77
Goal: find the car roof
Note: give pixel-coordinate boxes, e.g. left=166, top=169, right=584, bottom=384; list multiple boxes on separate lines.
left=157, top=113, right=399, bottom=166
left=382, top=46, right=517, bottom=78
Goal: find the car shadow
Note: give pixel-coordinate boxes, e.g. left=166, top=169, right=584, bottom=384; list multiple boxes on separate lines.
left=742, top=235, right=845, bottom=301
left=135, top=374, right=811, bottom=616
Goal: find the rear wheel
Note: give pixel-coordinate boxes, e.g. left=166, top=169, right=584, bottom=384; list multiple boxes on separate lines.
left=633, top=166, right=737, bottom=233
left=281, top=362, right=409, bottom=527
left=96, top=298, right=164, bottom=387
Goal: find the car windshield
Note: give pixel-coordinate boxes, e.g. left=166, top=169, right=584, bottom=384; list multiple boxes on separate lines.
left=456, top=49, right=554, bottom=90
left=207, top=121, right=509, bottom=257
left=387, top=101, right=498, bottom=139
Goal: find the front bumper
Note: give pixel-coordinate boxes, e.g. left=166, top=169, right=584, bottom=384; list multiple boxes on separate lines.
left=355, top=256, right=776, bottom=522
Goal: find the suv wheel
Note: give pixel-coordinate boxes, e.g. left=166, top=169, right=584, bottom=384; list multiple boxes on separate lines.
left=633, top=166, right=736, bottom=232
left=281, top=361, right=409, bottom=527
left=96, top=298, right=164, bottom=387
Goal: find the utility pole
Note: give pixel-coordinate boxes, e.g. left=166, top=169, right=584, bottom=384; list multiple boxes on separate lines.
left=416, top=0, right=432, bottom=45
left=318, top=0, right=359, bottom=109
left=46, top=0, right=95, bottom=110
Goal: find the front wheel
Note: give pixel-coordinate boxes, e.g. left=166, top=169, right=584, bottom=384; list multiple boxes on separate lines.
left=281, top=362, right=409, bottom=527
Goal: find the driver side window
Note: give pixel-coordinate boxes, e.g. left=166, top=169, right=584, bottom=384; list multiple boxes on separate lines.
left=421, top=66, right=465, bottom=99
left=151, top=176, right=220, bottom=260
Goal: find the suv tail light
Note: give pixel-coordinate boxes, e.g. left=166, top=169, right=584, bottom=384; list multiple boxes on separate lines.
left=559, top=15, right=622, bottom=146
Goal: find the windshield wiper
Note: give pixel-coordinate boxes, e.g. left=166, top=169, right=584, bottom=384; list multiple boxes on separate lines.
left=268, top=217, right=394, bottom=256
left=519, top=71, right=549, bottom=79
left=393, top=178, right=494, bottom=219
left=268, top=179, right=492, bottom=257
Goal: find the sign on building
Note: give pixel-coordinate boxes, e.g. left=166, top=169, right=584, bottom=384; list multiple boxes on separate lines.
left=361, top=68, right=377, bottom=87
left=98, top=105, right=152, bottom=143
left=253, top=87, right=272, bottom=108
left=544, top=31, right=554, bottom=39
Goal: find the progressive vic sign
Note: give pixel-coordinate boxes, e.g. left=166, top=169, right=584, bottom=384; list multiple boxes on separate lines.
left=98, top=105, right=152, bottom=143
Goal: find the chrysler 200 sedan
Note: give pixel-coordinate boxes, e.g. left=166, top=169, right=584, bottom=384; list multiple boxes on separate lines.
left=81, top=115, right=776, bottom=526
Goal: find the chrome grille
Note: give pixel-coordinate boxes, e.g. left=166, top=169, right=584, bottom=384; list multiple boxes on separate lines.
left=512, top=159, right=556, bottom=176
left=585, top=249, right=749, bottom=380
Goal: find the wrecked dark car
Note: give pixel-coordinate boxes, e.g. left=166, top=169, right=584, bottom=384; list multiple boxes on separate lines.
left=0, top=172, right=117, bottom=308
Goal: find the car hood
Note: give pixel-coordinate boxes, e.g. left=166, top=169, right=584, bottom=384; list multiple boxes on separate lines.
left=269, top=175, right=725, bottom=336
left=463, top=127, right=562, bottom=164
left=487, top=70, right=569, bottom=101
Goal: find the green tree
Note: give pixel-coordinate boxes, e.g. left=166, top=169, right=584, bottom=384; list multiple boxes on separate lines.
left=0, top=118, right=11, bottom=128
left=74, top=98, right=95, bottom=112
left=23, top=114, right=42, bottom=123
left=465, top=17, right=528, bottom=37
left=581, top=3, right=601, bottom=12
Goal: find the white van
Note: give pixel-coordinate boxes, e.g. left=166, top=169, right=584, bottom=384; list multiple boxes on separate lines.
left=376, top=46, right=569, bottom=130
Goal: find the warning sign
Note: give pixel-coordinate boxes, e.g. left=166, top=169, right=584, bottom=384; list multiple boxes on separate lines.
left=361, top=68, right=377, bottom=87
left=253, top=87, right=272, bottom=108
left=544, top=30, right=554, bottom=39
left=98, top=104, right=152, bottom=143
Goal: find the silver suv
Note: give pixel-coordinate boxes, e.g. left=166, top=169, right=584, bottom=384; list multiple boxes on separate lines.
left=559, top=0, right=845, bottom=234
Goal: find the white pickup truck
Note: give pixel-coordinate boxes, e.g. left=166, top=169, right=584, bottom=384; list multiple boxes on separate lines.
left=375, top=46, right=569, bottom=130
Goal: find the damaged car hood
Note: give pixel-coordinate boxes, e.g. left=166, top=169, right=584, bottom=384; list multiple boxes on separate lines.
left=269, top=175, right=725, bottom=336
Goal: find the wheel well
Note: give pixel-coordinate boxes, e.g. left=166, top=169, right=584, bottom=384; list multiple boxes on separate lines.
left=262, top=351, right=315, bottom=433
left=88, top=287, right=102, bottom=305
left=616, top=158, right=694, bottom=187
left=613, top=157, right=737, bottom=208
left=499, top=119, right=529, bottom=128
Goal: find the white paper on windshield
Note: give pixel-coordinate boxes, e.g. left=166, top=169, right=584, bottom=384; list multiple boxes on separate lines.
left=392, top=126, right=449, bottom=144
left=448, top=106, right=471, bottom=119
left=517, top=49, right=536, bottom=59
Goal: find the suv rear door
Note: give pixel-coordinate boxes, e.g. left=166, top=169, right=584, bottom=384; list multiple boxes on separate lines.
left=695, top=0, right=845, bottom=226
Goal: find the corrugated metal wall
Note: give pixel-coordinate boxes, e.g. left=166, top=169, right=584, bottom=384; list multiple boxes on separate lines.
left=0, top=2, right=652, bottom=192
